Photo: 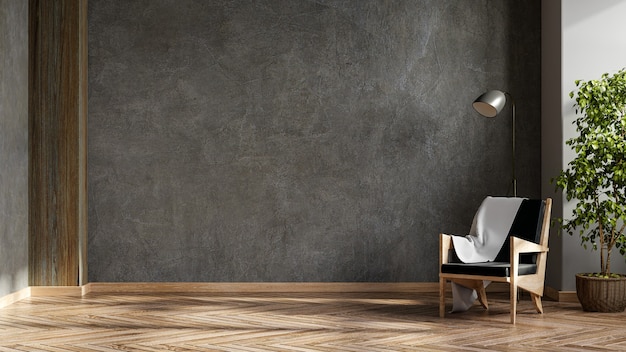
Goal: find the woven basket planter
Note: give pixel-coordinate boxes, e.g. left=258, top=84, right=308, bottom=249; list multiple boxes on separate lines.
left=576, top=273, right=626, bottom=312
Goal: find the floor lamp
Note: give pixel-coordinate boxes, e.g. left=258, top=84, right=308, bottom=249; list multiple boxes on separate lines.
left=472, top=90, right=517, bottom=197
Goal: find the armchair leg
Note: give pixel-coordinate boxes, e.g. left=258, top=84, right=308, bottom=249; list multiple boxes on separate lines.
left=439, top=278, right=446, bottom=318
left=510, top=284, right=518, bottom=324
left=476, top=285, right=489, bottom=310
left=453, top=279, right=488, bottom=310
left=531, top=293, right=544, bottom=314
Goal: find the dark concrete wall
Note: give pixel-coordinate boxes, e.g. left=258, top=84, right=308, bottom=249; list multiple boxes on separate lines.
left=0, top=0, right=29, bottom=296
left=88, top=0, right=541, bottom=282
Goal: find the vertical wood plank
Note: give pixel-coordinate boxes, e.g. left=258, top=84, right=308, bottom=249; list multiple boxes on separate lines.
left=29, top=0, right=87, bottom=286
left=78, top=0, right=88, bottom=287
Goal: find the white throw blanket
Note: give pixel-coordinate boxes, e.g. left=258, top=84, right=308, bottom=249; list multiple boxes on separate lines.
left=449, top=196, right=524, bottom=312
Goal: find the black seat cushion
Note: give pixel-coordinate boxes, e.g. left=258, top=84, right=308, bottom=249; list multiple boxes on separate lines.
left=441, top=262, right=537, bottom=277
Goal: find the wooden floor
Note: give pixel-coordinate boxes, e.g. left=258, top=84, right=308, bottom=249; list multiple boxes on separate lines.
left=1, top=291, right=625, bottom=351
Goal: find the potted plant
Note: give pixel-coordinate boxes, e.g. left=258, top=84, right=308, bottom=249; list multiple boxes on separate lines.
left=555, top=68, right=626, bottom=312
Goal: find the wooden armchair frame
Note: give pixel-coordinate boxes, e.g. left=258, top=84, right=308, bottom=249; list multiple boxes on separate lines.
left=439, top=198, right=552, bottom=324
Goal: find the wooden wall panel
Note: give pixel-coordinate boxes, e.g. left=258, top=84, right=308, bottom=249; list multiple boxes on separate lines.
left=29, top=0, right=87, bottom=286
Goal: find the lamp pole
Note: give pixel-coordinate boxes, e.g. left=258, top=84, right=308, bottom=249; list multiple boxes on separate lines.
left=507, top=92, right=517, bottom=198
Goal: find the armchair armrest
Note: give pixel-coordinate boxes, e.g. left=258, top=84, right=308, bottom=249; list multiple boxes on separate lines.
left=510, top=236, right=550, bottom=298
left=511, top=236, right=549, bottom=255
left=440, top=233, right=454, bottom=266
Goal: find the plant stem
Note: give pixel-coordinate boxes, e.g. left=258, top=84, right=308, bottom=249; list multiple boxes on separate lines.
left=595, top=198, right=607, bottom=274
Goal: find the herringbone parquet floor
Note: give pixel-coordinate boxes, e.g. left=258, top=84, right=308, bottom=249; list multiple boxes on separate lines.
left=1, top=291, right=625, bottom=351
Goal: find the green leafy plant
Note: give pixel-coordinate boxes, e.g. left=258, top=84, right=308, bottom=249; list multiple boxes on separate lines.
left=555, top=69, right=626, bottom=277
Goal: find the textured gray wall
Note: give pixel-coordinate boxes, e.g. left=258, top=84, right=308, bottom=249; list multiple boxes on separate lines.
left=88, top=0, right=541, bottom=282
left=0, top=0, right=29, bottom=296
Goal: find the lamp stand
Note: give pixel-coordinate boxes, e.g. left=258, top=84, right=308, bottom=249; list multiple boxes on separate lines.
left=508, top=94, right=517, bottom=198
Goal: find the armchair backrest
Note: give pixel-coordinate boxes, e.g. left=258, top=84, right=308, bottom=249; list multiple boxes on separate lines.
left=493, top=199, right=546, bottom=264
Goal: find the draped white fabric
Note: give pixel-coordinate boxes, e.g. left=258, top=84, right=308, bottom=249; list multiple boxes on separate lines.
left=449, top=196, right=524, bottom=312
left=452, top=197, right=524, bottom=263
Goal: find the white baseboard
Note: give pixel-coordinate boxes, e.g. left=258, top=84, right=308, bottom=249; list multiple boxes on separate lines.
left=0, top=282, right=578, bottom=308
left=0, top=287, right=30, bottom=309
left=29, top=286, right=84, bottom=297
left=545, top=285, right=578, bottom=302
left=83, top=282, right=441, bottom=294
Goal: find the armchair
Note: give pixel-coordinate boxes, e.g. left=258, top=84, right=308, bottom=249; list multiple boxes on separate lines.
left=439, top=197, right=552, bottom=324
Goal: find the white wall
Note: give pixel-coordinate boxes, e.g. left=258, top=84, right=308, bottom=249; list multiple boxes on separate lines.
left=0, top=0, right=29, bottom=297
left=543, top=0, right=626, bottom=291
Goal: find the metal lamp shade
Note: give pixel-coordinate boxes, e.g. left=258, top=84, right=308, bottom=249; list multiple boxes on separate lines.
left=473, top=90, right=507, bottom=117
